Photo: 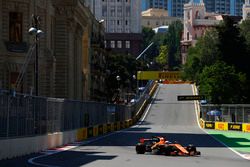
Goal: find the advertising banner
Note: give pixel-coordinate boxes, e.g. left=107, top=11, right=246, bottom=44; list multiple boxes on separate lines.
left=243, top=123, right=250, bottom=132
left=228, top=123, right=242, bottom=131
left=215, top=122, right=228, bottom=131
left=107, top=124, right=111, bottom=132
left=87, top=127, right=93, bottom=138
left=205, top=122, right=215, bottom=129
left=137, top=71, right=181, bottom=80
left=98, top=125, right=103, bottom=135
left=103, top=124, right=107, bottom=134
left=93, top=126, right=99, bottom=136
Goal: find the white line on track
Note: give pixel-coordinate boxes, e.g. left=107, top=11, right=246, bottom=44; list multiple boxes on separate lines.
left=28, top=85, right=160, bottom=166
left=191, top=84, right=250, bottom=161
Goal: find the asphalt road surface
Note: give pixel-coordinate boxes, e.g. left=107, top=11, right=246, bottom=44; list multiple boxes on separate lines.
left=1, top=84, right=249, bottom=167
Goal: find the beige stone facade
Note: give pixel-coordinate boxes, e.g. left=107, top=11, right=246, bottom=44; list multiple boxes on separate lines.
left=0, top=0, right=106, bottom=101
left=141, top=8, right=182, bottom=29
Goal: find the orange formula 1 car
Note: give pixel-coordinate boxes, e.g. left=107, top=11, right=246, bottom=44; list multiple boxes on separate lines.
left=135, top=136, right=201, bottom=156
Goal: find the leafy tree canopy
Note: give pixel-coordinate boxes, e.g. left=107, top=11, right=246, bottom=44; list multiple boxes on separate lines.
left=199, top=61, right=246, bottom=104
left=155, top=45, right=168, bottom=68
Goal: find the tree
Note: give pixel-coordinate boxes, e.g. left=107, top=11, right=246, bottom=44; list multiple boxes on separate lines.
left=239, top=19, right=250, bottom=76
left=182, top=29, right=220, bottom=81
left=165, top=20, right=183, bottom=70
left=199, top=61, right=246, bottom=104
left=155, top=45, right=168, bottom=69
left=106, top=53, right=140, bottom=102
left=240, top=19, right=250, bottom=52
left=142, top=26, right=155, bottom=49
left=182, top=48, right=201, bottom=81
left=216, top=16, right=247, bottom=73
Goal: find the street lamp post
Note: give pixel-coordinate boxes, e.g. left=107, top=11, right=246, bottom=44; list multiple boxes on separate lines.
left=116, top=75, right=121, bottom=90
left=116, top=75, right=121, bottom=103
left=29, top=15, right=44, bottom=96
left=137, top=71, right=141, bottom=98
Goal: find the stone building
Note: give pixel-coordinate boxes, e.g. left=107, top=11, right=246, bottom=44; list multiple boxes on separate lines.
left=0, top=0, right=106, bottom=101
left=141, top=8, right=182, bottom=29
left=85, top=0, right=142, bottom=57
left=243, top=0, right=250, bottom=20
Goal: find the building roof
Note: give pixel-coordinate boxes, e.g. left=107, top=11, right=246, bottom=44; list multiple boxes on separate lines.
left=153, top=25, right=169, bottom=33
left=142, top=8, right=168, bottom=17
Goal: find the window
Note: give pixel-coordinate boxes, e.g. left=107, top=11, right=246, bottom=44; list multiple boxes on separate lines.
left=195, top=11, right=200, bottom=19
left=102, top=6, right=107, bottom=16
left=125, top=20, right=128, bottom=25
left=111, top=41, right=115, bottom=48
left=117, top=41, right=122, bottom=48
left=110, top=6, right=115, bottom=16
left=9, top=12, right=22, bottom=43
left=125, top=41, right=130, bottom=48
left=117, top=6, right=122, bottom=16
left=104, top=40, right=107, bottom=48
left=187, top=32, right=189, bottom=40
left=117, top=20, right=120, bottom=25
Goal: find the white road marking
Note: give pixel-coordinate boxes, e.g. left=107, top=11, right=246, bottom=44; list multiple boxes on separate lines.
left=191, top=84, right=250, bottom=161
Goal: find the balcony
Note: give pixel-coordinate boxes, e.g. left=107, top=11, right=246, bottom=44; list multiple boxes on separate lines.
left=193, top=19, right=220, bottom=26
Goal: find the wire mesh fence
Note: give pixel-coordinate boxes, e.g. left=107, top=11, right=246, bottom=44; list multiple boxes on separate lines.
left=200, top=104, right=250, bottom=123
left=0, top=81, right=155, bottom=139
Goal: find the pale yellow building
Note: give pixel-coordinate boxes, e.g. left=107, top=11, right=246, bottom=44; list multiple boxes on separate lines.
left=141, top=8, right=182, bottom=29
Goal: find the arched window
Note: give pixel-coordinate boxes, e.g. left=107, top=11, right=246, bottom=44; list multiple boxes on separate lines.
left=195, top=11, right=200, bottom=19
left=187, top=10, right=190, bottom=20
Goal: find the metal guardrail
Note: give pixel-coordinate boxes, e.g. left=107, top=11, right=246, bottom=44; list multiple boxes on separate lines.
left=200, top=104, right=250, bottom=123
left=0, top=81, right=155, bottom=139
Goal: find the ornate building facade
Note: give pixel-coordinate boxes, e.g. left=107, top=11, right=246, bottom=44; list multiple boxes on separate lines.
left=0, top=0, right=106, bottom=101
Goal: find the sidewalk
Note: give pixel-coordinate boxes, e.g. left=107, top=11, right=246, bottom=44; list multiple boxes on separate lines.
left=206, top=129, right=250, bottom=153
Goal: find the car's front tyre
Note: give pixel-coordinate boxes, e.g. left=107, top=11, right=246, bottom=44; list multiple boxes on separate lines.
left=136, top=143, right=146, bottom=154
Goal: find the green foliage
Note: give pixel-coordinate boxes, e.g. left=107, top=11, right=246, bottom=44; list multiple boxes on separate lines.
left=156, top=45, right=168, bottom=67
left=106, top=53, right=141, bottom=102
left=166, top=20, right=183, bottom=69
left=240, top=19, right=250, bottom=50
left=216, top=16, right=247, bottom=72
left=142, top=26, right=155, bottom=49
left=199, top=61, right=246, bottom=104
left=141, top=21, right=183, bottom=70
left=183, top=17, right=250, bottom=103
left=182, top=49, right=201, bottom=81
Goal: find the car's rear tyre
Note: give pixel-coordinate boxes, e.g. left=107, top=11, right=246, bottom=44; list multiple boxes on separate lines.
left=186, top=144, right=197, bottom=155
left=164, top=146, right=173, bottom=156
left=136, top=143, right=146, bottom=154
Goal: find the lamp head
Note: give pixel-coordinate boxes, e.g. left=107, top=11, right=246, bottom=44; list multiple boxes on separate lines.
left=28, top=27, right=37, bottom=35
left=36, top=29, right=45, bottom=38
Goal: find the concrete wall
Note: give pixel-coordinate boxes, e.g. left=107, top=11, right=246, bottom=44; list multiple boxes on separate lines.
left=0, top=82, right=158, bottom=160
left=0, top=130, right=77, bottom=160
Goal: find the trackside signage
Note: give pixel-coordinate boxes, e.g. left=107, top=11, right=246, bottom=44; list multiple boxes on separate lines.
left=205, top=122, right=215, bottom=129
left=177, top=95, right=205, bottom=101
left=228, top=123, right=242, bottom=131
left=137, top=71, right=181, bottom=80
